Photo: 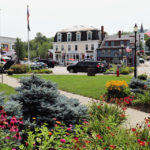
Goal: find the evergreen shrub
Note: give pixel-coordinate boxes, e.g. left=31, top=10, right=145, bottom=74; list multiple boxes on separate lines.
left=10, top=75, right=87, bottom=127
left=138, top=74, right=147, bottom=80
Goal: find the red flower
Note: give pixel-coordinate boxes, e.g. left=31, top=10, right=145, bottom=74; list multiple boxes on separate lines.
left=110, top=145, right=116, bottom=149
left=131, top=128, right=136, bottom=132
left=137, top=139, right=145, bottom=146
left=13, top=132, right=21, bottom=140
left=96, top=134, right=103, bottom=139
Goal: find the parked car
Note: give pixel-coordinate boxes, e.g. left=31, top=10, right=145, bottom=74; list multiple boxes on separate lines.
left=67, top=61, right=107, bottom=73
left=139, top=58, right=144, bottom=64
left=31, top=62, right=48, bottom=70
left=66, top=59, right=78, bottom=65
left=37, top=59, right=56, bottom=68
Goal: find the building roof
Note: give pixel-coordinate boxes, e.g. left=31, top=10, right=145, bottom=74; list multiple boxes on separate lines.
left=100, top=34, right=139, bottom=49
left=57, top=25, right=100, bottom=33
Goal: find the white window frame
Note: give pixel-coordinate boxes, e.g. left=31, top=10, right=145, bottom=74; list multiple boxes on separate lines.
left=91, top=44, right=94, bottom=50
left=61, top=45, right=64, bottom=51
left=57, top=33, right=62, bottom=42
left=55, top=45, right=58, bottom=51
left=85, top=44, right=88, bottom=51
left=76, top=32, right=81, bottom=41
left=68, top=45, right=71, bottom=51
left=87, top=31, right=92, bottom=40
left=75, top=45, right=78, bottom=51
left=67, top=32, right=72, bottom=42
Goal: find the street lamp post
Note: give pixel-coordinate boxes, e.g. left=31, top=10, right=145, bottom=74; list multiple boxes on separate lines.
left=134, top=24, right=138, bottom=78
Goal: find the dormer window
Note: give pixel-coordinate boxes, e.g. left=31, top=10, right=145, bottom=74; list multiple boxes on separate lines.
left=67, top=32, right=72, bottom=42
left=76, top=32, right=81, bottom=41
left=57, top=33, right=62, bottom=42
left=87, top=31, right=92, bottom=40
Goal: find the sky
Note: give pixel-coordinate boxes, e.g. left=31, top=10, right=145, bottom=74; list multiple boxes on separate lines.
left=0, top=0, right=150, bottom=41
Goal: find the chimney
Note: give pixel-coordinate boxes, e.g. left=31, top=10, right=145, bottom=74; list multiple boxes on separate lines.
left=101, top=26, right=104, bottom=41
left=118, top=30, right=121, bottom=38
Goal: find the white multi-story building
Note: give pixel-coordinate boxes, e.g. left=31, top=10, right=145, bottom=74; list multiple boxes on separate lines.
left=53, top=25, right=105, bottom=64
left=0, top=36, right=16, bottom=57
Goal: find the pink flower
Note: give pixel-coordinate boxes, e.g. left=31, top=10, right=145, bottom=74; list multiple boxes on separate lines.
left=60, top=139, right=66, bottom=143
left=18, top=118, right=23, bottom=124
left=1, top=112, right=7, bottom=119
left=10, top=125, right=19, bottom=132
left=5, top=136, right=10, bottom=139
left=12, top=148, right=16, bottom=150
left=0, top=106, right=4, bottom=114
left=10, top=116, right=17, bottom=124
left=67, top=128, right=72, bottom=131
left=13, top=132, right=21, bottom=140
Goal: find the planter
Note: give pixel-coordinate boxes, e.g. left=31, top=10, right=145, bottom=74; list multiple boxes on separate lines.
left=87, top=68, right=96, bottom=76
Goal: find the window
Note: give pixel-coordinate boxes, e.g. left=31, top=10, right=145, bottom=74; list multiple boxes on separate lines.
left=75, top=45, right=78, bottom=51
left=55, top=45, right=58, bottom=51
left=87, top=31, right=92, bottom=40
left=57, top=33, right=62, bottom=42
left=108, top=50, right=111, bottom=55
left=85, top=44, right=88, bottom=51
left=76, top=32, right=81, bottom=41
left=91, top=44, right=94, bottom=50
left=61, top=45, right=64, bottom=51
left=67, top=32, right=72, bottom=42
left=68, top=45, right=71, bottom=51
left=102, top=50, right=105, bottom=55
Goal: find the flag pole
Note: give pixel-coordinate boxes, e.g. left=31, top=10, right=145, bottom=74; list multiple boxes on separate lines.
left=27, top=5, right=30, bottom=70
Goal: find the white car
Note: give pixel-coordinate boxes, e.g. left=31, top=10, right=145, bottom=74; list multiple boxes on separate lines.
left=139, top=58, right=144, bottom=64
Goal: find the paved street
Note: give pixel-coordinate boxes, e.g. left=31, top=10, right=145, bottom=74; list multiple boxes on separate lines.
left=51, top=61, right=150, bottom=76
left=138, top=61, right=150, bottom=76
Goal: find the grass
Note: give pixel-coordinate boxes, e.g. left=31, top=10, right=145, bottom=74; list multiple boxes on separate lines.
left=12, top=75, right=132, bottom=100
left=0, top=83, right=16, bottom=96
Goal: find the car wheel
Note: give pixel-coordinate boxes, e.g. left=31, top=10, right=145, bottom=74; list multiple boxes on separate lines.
left=69, top=69, right=74, bottom=73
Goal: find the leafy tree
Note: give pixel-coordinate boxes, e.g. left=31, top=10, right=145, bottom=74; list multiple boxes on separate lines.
left=14, top=38, right=26, bottom=62
left=139, top=41, right=144, bottom=50
left=146, top=38, right=150, bottom=50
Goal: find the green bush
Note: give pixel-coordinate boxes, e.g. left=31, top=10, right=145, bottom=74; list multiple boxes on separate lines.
left=132, top=91, right=150, bottom=106
left=10, top=75, right=87, bottom=127
left=11, top=64, right=29, bottom=74
left=120, top=68, right=130, bottom=74
left=88, top=101, right=126, bottom=133
left=138, top=74, right=148, bottom=80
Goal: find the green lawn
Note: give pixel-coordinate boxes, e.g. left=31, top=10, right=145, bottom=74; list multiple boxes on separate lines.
left=0, top=83, right=16, bottom=96
left=12, top=75, right=132, bottom=100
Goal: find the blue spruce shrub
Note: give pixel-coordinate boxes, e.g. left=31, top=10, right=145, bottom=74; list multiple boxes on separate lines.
left=0, top=92, right=22, bottom=119
left=129, top=78, right=146, bottom=94
left=11, top=75, right=88, bottom=127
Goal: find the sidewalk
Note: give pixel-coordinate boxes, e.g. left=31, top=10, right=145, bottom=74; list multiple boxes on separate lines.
left=1, top=74, right=150, bottom=127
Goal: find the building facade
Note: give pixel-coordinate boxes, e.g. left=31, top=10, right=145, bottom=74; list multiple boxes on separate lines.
left=0, top=36, right=16, bottom=56
left=97, top=31, right=139, bottom=66
left=53, top=25, right=104, bottom=64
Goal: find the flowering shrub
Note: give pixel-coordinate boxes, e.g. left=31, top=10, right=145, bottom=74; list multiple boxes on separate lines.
left=106, top=80, right=130, bottom=98
left=0, top=106, right=23, bottom=150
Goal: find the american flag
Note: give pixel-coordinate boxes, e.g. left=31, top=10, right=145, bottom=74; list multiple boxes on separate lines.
left=126, top=47, right=131, bottom=53
left=27, top=6, right=30, bottom=31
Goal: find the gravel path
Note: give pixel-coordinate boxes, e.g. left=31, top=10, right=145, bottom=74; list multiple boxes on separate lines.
left=1, top=74, right=150, bottom=127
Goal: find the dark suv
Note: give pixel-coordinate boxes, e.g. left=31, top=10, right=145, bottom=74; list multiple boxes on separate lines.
left=37, top=59, right=55, bottom=68
left=67, top=61, right=107, bottom=73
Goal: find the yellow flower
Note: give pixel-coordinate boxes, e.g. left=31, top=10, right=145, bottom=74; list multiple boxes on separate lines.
left=32, top=117, right=36, bottom=120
